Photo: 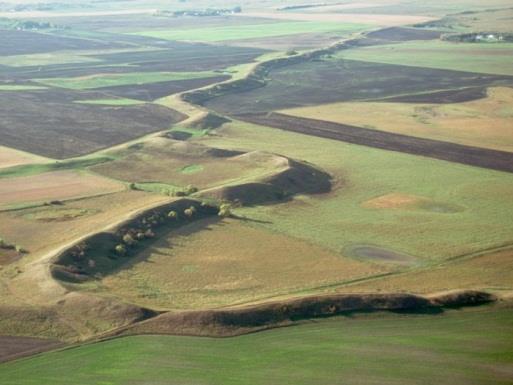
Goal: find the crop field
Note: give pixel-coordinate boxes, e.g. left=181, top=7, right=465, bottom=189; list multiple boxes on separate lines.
left=0, top=88, right=186, bottom=158
left=205, top=58, right=513, bottom=114
left=335, top=41, right=513, bottom=76
left=200, top=120, right=513, bottom=263
left=1, top=305, right=512, bottom=385
left=93, top=217, right=383, bottom=309
left=281, top=86, right=513, bottom=152
left=0, top=170, right=124, bottom=210
left=131, top=21, right=369, bottom=42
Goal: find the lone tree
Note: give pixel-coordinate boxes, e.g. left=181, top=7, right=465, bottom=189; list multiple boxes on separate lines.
left=122, top=233, right=136, bottom=246
left=115, top=244, right=127, bottom=256
left=218, top=203, right=232, bottom=218
left=184, top=206, right=196, bottom=218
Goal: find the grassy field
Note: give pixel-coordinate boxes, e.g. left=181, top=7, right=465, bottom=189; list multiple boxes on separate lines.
left=131, top=21, right=368, bottom=42
left=335, top=41, right=513, bottom=76
left=36, top=71, right=220, bottom=90
left=75, top=98, right=146, bottom=106
left=0, top=85, right=47, bottom=91
left=95, top=217, right=383, bottom=310
left=199, top=120, right=513, bottom=262
left=1, top=304, right=512, bottom=385
left=282, top=86, right=513, bottom=152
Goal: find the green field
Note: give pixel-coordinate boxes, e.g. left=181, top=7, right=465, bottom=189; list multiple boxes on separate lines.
left=335, top=41, right=513, bottom=76
left=0, top=85, right=47, bottom=91
left=2, top=305, right=512, bottom=385
left=131, top=21, right=368, bottom=42
left=36, top=71, right=220, bottom=90
left=200, top=120, right=513, bottom=262
left=75, top=98, right=146, bottom=106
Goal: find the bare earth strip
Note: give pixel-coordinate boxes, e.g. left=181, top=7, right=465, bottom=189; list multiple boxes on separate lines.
left=0, top=336, right=63, bottom=363
left=236, top=11, right=435, bottom=26
left=0, top=170, right=124, bottom=209
left=237, top=112, right=513, bottom=173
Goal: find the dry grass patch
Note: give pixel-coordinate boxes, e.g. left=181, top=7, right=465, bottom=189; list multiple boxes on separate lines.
left=340, top=247, right=513, bottom=294
left=0, top=170, right=124, bottom=209
left=283, top=87, right=513, bottom=152
left=0, top=146, right=47, bottom=170
left=97, top=217, right=385, bottom=310
left=237, top=11, right=434, bottom=26
left=0, top=190, right=170, bottom=262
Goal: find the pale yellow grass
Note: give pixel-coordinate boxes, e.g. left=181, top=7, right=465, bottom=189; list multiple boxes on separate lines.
left=0, top=146, right=48, bottom=169
left=283, top=87, right=513, bottom=152
left=339, top=247, right=513, bottom=294
left=100, top=217, right=386, bottom=310
left=362, top=193, right=426, bottom=209
left=237, top=11, right=435, bottom=26
left=0, top=170, right=125, bottom=209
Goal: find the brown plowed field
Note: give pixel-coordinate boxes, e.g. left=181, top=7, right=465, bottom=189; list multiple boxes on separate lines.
left=0, top=336, right=63, bottom=363
left=237, top=113, right=513, bottom=173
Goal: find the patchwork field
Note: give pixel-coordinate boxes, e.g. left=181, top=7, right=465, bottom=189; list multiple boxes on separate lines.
left=1, top=1, right=512, bottom=381
left=0, top=170, right=124, bottom=210
left=205, top=58, right=513, bottom=114
left=282, top=86, right=513, bottom=152
left=92, top=217, right=384, bottom=310
left=1, top=305, right=512, bottom=385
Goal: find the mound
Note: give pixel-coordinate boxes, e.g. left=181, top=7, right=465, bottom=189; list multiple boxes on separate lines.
left=110, top=290, right=496, bottom=338
left=200, top=153, right=332, bottom=205
left=186, top=112, right=231, bottom=130
left=51, top=198, right=219, bottom=283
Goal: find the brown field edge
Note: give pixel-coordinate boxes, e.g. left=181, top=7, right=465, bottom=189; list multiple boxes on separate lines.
left=236, top=112, right=513, bottom=173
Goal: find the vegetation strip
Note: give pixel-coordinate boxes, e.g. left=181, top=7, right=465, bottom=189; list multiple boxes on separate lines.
left=105, top=290, right=496, bottom=338
left=237, top=112, right=513, bottom=173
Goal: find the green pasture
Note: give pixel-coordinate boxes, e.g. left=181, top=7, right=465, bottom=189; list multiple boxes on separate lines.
left=1, top=305, right=512, bottom=385
left=335, top=41, right=513, bottom=76
left=35, top=71, right=220, bottom=90
left=0, top=85, right=47, bottom=91
left=131, top=21, right=368, bottom=42
left=200, top=120, right=513, bottom=261
left=75, top=98, right=146, bottom=106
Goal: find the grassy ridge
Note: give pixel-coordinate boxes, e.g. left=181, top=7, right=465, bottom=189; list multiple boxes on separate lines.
left=335, top=41, right=513, bottom=76
left=132, top=21, right=368, bottom=42
left=1, top=305, right=512, bottom=385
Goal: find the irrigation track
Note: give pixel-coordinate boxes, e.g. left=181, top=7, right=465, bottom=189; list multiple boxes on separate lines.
left=236, top=112, right=513, bottom=173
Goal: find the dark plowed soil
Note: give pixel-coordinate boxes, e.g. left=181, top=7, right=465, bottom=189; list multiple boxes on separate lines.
left=237, top=113, right=513, bottom=173
left=0, top=29, right=124, bottom=55
left=0, top=89, right=187, bottom=159
left=0, top=336, right=64, bottom=363
left=366, top=27, right=442, bottom=42
left=97, top=76, right=229, bottom=101
left=205, top=59, right=513, bottom=114
left=383, top=87, right=489, bottom=104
